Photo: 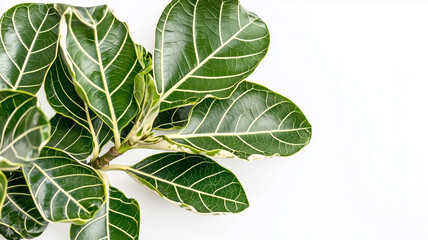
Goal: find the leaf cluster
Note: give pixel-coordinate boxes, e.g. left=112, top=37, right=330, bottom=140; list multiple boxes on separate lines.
left=0, top=1, right=311, bottom=239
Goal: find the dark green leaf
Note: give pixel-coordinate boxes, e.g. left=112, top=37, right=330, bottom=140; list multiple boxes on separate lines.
left=61, top=5, right=142, bottom=146
left=0, top=3, right=59, bottom=93
left=164, top=81, right=312, bottom=160
left=154, top=0, right=270, bottom=110
left=0, top=170, right=48, bottom=240
left=46, top=114, right=93, bottom=161
left=70, top=186, right=140, bottom=240
left=124, top=152, right=249, bottom=214
left=153, top=105, right=193, bottom=130
left=23, top=148, right=106, bottom=224
left=44, top=51, right=113, bottom=157
left=0, top=90, right=50, bottom=168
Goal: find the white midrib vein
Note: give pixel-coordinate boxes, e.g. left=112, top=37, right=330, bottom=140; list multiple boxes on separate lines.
left=84, top=103, right=99, bottom=160
left=72, top=189, right=109, bottom=240
left=13, top=9, right=49, bottom=90
left=105, top=187, right=110, bottom=240
left=33, top=164, right=91, bottom=214
left=87, top=12, right=120, bottom=148
left=159, top=15, right=259, bottom=101
left=167, top=127, right=312, bottom=139
left=126, top=168, right=246, bottom=205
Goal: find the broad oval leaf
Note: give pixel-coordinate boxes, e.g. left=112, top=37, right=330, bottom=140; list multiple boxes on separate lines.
left=0, top=90, right=50, bottom=167
left=70, top=186, right=140, bottom=240
left=44, top=51, right=113, bottom=156
left=0, top=3, right=59, bottom=93
left=155, top=0, right=270, bottom=110
left=46, top=114, right=93, bottom=161
left=0, top=171, right=6, bottom=217
left=61, top=5, right=142, bottom=146
left=0, top=170, right=48, bottom=240
left=164, top=81, right=312, bottom=160
left=125, top=152, right=249, bottom=214
left=153, top=105, right=193, bottom=130
left=23, top=148, right=106, bottom=224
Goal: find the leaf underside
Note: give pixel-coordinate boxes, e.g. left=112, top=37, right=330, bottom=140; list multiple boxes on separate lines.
left=127, top=152, right=249, bottom=214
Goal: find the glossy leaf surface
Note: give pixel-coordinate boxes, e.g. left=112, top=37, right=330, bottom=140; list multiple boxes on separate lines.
left=126, top=152, right=248, bottom=214
left=44, top=51, right=113, bottom=156
left=0, top=90, right=50, bottom=166
left=0, top=170, right=48, bottom=240
left=155, top=0, right=270, bottom=110
left=23, top=148, right=106, bottom=224
left=0, top=3, right=59, bottom=93
left=46, top=114, right=93, bottom=161
left=70, top=186, right=140, bottom=240
left=153, top=105, right=193, bottom=130
left=61, top=5, right=142, bottom=145
left=165, top=81, right=312, bottom=160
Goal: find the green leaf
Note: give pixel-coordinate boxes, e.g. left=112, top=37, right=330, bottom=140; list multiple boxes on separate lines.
left=120, top=45, right=158, bottom=144
left=0, top=90, right=50, bottom=168
left=46, top=114, right=93, bottom=161
left=154, top=0, right=270, bottom=110
left=153, top=105, right=193, bottom=130
left=0, top=3, right=60, bottom=94
left=164, top=81, right=312, bottom=160
left=123, top=152, right=249, bottom=214
left=70, top=186, right=140, bottom=240
left=60, top=5, right=142, bottom=147
left=128, top=73, right=160, bottom=143
left=0, top=171, right=6, bottom=217
left=135, top=44, right=152, bottom=74
left=23, top=148, right=106, bottom=224
left=44, top=51, right=113, bottom=157
left=0, top=170, right=48, bottom=240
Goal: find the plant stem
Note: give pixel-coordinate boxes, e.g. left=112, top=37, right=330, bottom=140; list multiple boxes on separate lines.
left=90, top=143, right=130, bottom=169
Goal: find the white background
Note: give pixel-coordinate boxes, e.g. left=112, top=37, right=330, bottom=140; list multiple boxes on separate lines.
left=1, top=0, right=428, bottom=239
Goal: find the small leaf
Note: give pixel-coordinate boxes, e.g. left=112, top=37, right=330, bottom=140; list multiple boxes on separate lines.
left=0, top=170, right=48, bottom=240
left=60, top=4, right=142, bottom=146
left=154, top=0, right=270, bottom=110
left=23, top=148, right=106, bottom=224
left=0, top=90, right=50, bottom=167
left=153, top=105, right=193, bottom=130
left=46, top=114, right=93, bottom=161
left=70, top=186, right=140, bottom=240
left=0, top=3, right=60, bottom=93
left=0, top=171, right=6, bottom=217
left=135, top=44, right=152, bottom=74
left=125, top=152, right=249, bottom=214
left=121, top=71, right=160, bottom=144
left=164, top=81, right=312, bottom=160
left=44, top=51, right=113, bottom=157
